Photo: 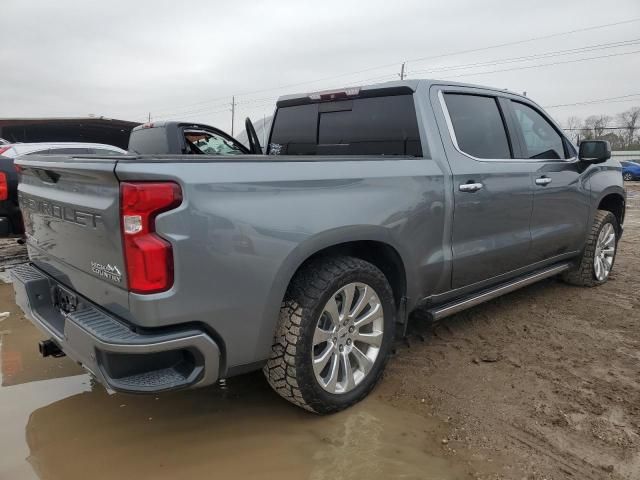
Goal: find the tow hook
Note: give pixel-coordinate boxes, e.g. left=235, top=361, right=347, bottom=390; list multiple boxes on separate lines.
left=38, top=339, right=65, bottom=358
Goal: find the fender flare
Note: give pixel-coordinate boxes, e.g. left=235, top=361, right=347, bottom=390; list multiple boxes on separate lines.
left=254, top=225, right=412, bottom=360
left=592, top=185, right=626, bottom=225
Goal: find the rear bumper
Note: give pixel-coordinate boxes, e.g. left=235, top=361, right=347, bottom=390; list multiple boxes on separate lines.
left=11, top=263, right=220, bottom=393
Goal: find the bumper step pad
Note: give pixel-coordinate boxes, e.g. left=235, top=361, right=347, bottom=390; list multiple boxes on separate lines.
left=11, top=263, right=220, bottom=393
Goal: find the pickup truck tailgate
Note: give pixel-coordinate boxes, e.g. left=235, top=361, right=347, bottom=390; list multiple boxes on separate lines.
left=17, top=156, right=130, bottom=314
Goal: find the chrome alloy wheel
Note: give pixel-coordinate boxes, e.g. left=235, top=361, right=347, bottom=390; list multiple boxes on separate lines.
left=312, top=282, right=384, bottom=394
left=594, top=223, right=616, bottom=281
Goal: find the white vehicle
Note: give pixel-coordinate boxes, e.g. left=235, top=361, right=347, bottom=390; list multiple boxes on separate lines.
left=0, top=142, right=126, bottom=158
left=0, top=142, right=126, bottom=235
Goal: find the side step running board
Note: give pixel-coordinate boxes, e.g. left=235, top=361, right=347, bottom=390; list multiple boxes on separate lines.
left=429, top=263, right=571, bottom=321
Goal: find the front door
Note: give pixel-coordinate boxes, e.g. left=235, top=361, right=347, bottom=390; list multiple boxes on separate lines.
left=506, top=100, right=590, bottom=263
left=433, top=87, right=535, bottom=289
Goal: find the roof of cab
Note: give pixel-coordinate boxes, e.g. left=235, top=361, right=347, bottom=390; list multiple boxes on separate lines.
left=276, top=78, right=523, bottom=105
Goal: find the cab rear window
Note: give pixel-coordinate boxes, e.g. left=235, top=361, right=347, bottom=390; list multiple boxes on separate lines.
left=269, top=95, right=423, bottom=157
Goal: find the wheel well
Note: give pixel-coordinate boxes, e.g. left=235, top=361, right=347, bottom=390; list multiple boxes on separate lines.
left=292, top=241, right=407, bottom=307
left=598, top=194, right=625, bottom=228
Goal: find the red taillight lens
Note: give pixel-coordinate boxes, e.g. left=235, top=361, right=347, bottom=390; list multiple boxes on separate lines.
left=0, top=172, right=7, bottom=201
left=120, top=182, right=182, bottom=294
left=0, top=146, right=11, bottom=156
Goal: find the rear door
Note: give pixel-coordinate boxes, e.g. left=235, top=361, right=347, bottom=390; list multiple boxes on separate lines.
left=432, top=87, right=535, bottom=289
left=505, top=100, right=590, bottom=262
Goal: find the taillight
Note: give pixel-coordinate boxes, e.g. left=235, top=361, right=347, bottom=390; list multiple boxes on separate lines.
left=0, top=172, right=7, bottom=201
left=0, top=146, right=11, bottom=156
left=120, top=182, right=182, bottom=294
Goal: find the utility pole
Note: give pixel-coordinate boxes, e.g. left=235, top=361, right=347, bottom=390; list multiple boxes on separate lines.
left=230, top=96, right=236, bottom=136
left=148, top=112, right=151, bottom=122
left=399, top=62, right=406, bottom=80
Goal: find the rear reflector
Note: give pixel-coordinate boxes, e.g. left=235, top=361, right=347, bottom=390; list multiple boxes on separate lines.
left=0, top=172, right=7, bottom=201
left=120, top=182, right=182, bottom=294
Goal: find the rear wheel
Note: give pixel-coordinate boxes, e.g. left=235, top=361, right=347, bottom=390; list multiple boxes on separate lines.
left=264, top=256, right=395, bottom=414
left=562, top=210, right=618, bottom=287
left=623, top=172, right=633, bottom=181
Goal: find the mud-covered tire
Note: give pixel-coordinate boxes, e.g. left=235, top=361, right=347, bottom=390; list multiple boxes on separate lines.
left=562, top=210, right=619, bottom=287
left=263, top=256, right=395, bottom=414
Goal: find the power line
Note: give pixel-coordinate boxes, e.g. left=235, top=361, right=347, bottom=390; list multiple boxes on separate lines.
left=142, top=16, right=640, bottom=118
left=159, top=58, right=640, bottom=122
left=152, top=106, right=233, bottom=121
left=152, top=52, right=640, bottom=124
left=545, top=93, right=640, bottom=108
left=443, top=49, right=640, bottom=80
left=233, top=16, right=640, bottom=98
left=149, top=99, right=233, bottom=120
left=562, top=126, right=640, bottom=130
left=405, top=17, right=640, bottom=66
left=409, top=38, right=640, bottom=76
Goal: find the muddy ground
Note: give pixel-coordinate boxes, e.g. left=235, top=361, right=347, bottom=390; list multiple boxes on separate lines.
left=0, top=184, right=638, bottom=480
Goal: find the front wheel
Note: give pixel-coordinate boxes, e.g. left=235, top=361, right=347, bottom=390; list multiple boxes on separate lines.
left=623, top=172, right=633, bottom=181
left=562, top=210, right=619, bottom=287
left=264, top=256, right=395, bottom=414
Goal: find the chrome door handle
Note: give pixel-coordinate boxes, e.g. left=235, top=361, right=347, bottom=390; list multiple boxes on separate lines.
left=459, top=182, right=484, bottom=192
left=535, top=177, right=552, bottom=186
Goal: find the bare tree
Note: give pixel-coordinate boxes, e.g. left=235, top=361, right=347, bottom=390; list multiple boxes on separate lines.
left=584, top=115, right=611, bottom=138
left=564, top=116, right=582, bottom=143
left=617, top=107, right=640, bottom=148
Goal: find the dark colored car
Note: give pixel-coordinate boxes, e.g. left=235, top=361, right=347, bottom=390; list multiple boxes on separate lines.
left=128, top=121, right=252, bottom=155
left=621, top=160, right=640, bottom=181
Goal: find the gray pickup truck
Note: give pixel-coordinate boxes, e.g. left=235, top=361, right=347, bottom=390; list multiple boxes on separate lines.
left=12, top=79, right=625, bottom=414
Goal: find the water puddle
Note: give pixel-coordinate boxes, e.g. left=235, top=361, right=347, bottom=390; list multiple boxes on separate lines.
left=0, top=283, right=470, bottom=480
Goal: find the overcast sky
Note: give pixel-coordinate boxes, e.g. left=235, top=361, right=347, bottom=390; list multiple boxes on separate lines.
left=1, top=0, right=639, bottom=133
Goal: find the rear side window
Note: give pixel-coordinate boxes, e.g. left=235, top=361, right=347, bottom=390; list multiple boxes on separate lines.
left=510, top=101, right=567, bottom=159
left=444, top=93, right=511, bottom=159
left=269, top=95, right=423, bottom=156
left=128, top=127, right=170, bottom=154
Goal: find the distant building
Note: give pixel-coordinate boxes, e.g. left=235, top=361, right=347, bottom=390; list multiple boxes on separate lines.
left=0, top=117, right=140, bottom=150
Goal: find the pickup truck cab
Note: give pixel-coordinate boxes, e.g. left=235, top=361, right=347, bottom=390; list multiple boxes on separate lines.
left=128, top=121, right=251, bottom=155
left=12, top=79, right=625, bottom=413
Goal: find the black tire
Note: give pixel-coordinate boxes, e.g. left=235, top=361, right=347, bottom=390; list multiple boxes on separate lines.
left=623, top=173, right=633, bottom=181
left=562, top=210, right=619, bottom=287
left=263, top=256, right=396, bottom=414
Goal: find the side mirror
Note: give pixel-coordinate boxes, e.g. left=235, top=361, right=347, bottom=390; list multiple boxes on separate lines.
left=578, top=140, right=611, bottom=163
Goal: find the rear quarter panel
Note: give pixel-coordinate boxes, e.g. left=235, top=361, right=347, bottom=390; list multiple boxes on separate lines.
left=115, top=156, right=447, bottom=369
left=586, top=158, right=625, bottom=226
